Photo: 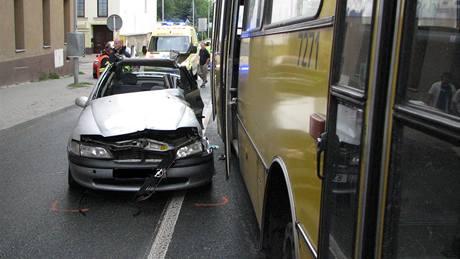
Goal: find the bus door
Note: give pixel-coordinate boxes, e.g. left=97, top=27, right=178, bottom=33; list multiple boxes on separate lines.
left=317, top=0, right=376, bottom=258
left=223, top=0, right=244, bottom=179
left=377, top=1, right=460, bottom=258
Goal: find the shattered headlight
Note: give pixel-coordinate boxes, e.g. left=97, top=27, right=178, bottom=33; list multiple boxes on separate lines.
left=176, top=140, right=203, bottom=159
left=69, top=140, right=113, bottom=159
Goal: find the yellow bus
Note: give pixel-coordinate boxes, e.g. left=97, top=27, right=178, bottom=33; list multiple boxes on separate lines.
left=211, top=0, right=460, bottom=258
left=146, top=25, right=199, bottom=77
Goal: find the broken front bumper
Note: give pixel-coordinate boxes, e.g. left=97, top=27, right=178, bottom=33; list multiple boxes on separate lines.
left=68, top=151, right=214, bottom=191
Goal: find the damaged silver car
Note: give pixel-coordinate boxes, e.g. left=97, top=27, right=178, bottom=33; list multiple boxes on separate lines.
left=67, top=58, right=214, bottom=191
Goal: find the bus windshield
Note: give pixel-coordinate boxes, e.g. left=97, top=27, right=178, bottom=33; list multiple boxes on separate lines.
left=148, top=36, right=190, bottom=53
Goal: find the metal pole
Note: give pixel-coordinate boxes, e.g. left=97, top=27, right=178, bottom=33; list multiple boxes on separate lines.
left=73, top=0, right=79, bottom=84
left=162, top=0, right=164, bottom=21
left=113, top=16, right=116, bottom=40
left=192, top=0, right=195, bottom=26
left=207, top=0, right=210, bottom=39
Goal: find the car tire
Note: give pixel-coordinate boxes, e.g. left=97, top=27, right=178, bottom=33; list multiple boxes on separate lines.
left=282, top=223, right=295, bottom=259
left=68, top=167, right=83, bottom=190
left=93, top=71, right=97, bottom=79
left=199, top=179, right=213, bottom=190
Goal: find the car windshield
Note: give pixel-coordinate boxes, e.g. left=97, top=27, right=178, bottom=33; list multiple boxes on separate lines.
left=98, top=65, right=183, bottom=98
left=148, top=36, right=190, bottom=53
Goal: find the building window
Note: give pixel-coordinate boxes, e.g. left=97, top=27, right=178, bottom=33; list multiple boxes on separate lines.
left=14, top=0, right=25, bottom=50
left=98, top=0, right=108, bottom=17
left=77, top=0, right=84, bottom=17
left=64, top=0, right=71, bottom=42
left=42, top=0, right=51, bottom=46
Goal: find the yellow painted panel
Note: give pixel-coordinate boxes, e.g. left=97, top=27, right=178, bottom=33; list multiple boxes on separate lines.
left=237, top=124, right=261, bottom=222
left=238, top=27, right=333, bottom=248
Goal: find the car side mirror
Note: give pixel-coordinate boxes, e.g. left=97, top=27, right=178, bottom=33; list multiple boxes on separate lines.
left=75, top=96, right=88, bottom=108
left=189, top=45, right=198, bottom=54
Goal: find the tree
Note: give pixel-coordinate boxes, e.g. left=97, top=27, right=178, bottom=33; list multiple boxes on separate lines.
left=157, top=0, right=212, bottom=26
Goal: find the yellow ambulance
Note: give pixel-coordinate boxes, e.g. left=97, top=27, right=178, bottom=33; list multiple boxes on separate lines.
left=146, top=25, right=199, bottom=77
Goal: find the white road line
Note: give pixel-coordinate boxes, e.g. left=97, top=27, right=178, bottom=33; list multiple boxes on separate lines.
left=148, top=192, right=185, bottom=259
left=147, top=82, right=213, bottom=259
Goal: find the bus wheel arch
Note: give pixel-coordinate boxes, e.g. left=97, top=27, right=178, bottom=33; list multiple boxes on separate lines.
left=261, top=157, right=299, bottom=258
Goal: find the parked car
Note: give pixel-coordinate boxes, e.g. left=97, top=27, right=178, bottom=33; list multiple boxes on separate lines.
left=68, top=58, right=214, bottom=192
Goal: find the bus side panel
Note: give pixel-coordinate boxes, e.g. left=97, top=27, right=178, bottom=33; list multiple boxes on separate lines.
left=237, top=27, right=333, bottom=247
left=237, top=123, right=261, bottom=221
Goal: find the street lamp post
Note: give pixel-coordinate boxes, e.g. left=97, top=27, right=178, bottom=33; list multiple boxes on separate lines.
left=162, top=0, right=164, bottom=21
left=192, top=0, right=195, bottom=26
left=207, top=0, right=210, bottom=39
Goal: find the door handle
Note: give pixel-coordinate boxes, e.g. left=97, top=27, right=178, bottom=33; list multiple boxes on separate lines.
left=229, top=97, right=238, bottom=105
left=316, top=132, right=327, bottom=180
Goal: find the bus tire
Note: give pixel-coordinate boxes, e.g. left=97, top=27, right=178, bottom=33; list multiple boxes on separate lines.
left=282, top=223, right=295, bottom=259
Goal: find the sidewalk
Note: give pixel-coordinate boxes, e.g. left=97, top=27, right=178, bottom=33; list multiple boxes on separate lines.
left=0, top=55, right=97, bottom=131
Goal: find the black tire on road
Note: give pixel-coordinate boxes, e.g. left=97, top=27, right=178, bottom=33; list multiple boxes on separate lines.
left=282, top=223, right=295, bottom=259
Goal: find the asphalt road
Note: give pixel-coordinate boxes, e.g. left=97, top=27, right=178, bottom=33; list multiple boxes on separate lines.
left=0, top=85, right=264, bottom=258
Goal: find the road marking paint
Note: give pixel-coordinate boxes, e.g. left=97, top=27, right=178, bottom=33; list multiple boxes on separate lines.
left=50, top=200, right=89, bottom=214
left=148, top=192, right=185, bottom=259
left=194, top=195, right=229, bottom=208
left=147, top=88, right=213, bottom=258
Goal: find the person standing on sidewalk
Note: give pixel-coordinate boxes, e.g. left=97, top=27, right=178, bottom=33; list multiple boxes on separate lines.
left=198, top=42, right=210, bottom=88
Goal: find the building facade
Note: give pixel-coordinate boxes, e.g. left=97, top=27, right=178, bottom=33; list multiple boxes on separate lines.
left=0, top=0, right=75, bottom=86
left=77, top=0, right=157, bottom=54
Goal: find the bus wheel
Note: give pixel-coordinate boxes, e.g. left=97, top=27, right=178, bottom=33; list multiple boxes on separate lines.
left=282, top=223, right=295, bottom=259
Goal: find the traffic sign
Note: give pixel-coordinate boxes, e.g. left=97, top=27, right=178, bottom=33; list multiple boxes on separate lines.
left=198, top=18, right=207, bottom=32
left=107, top=14, right=123, bottom=32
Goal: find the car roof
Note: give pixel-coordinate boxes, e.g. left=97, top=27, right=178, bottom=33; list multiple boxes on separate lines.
left=115, top=58, right=179, bottom=68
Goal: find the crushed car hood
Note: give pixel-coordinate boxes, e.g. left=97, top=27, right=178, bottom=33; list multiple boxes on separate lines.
left=73, top=90, right=201, bottom=138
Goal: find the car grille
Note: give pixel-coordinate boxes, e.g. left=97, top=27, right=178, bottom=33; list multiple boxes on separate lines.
left=111, top=149, right=167, bottom=161
left=81, top=129, right=199, bottom=162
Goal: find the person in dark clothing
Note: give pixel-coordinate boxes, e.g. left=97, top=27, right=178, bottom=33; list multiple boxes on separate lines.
left=198, top=42, right=210, bottom=87
left=429, top=72, right=456, bottom=113
left=109, top=38, right=131, bottom=62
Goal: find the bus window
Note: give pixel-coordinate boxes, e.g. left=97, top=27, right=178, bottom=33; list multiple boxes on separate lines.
left=270, top=0, right=321, bottom=24
left=244, top=0, right=263, bottom=31
left=334, top=0, right=374, bottom=90
left=398, top=0, right=460, bottom=117
left=383, top=127, right=460, bottom=258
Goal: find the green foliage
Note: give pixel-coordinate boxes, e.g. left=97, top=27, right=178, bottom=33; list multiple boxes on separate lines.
left=38, top=73, right=48, bottom=81
left=157, top=0, right=213, bottom=26
left=68, top=82, right=92, bottom=88
left=38, top=72, right=60, bottom=81
left=48, top=72, right=60, bottom=79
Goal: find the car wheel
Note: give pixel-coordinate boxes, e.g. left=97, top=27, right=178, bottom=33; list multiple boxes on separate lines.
left=282, top=223, right=295, bottom=259
left=68, top=167, right=83, bottom=190
left=200, top=179, right=213, bottom=190
left=93, top=71, right=97, bottom=79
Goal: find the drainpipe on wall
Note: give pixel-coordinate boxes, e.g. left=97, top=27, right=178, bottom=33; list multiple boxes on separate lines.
left=73, top=0, right=79, bottom=84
